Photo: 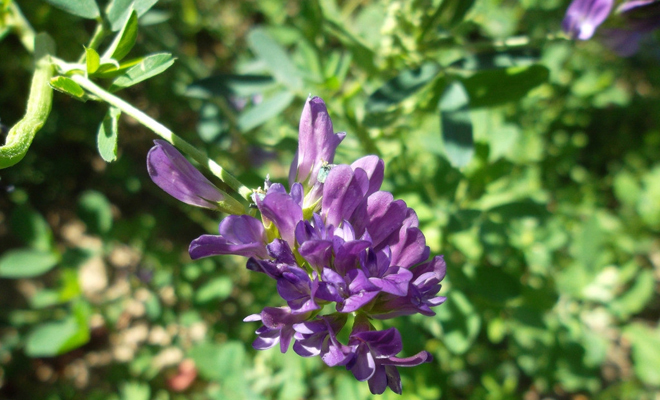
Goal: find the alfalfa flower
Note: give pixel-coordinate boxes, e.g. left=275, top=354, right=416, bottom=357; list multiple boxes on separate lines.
left=152, top=96, right=446, bottom=395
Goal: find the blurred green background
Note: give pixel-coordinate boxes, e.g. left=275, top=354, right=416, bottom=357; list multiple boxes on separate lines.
left=1, top=0, right=660, bottom=399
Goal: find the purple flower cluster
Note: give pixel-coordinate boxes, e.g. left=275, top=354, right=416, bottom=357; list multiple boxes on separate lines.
left=562, top=0, right=660, bottom=56
left=147, top=96, right=446, bottom=395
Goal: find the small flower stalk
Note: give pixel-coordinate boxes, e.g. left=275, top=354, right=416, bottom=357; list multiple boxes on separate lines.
left=148, top=97, right=447, bottom=395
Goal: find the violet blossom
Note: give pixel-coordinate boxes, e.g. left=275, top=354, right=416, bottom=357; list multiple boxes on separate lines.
left=562, top=0, right=660, bottom=56
left=562, top=0, right=614, bottom=40
left=603, top=0, right=660, bottom=56
left=147, top=96, right=446, bottom=395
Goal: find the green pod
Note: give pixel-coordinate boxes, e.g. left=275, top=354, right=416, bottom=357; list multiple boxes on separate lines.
left=0, top=33, right=55, bottom=169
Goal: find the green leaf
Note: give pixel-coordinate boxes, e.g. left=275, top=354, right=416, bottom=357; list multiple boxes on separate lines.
left=472, top=266, right=522, bottom=304
left=435, top=290, right=481, bottom=354
left=436, top=0, right=475, bottom=27
left=78, top=190, right=113, bottom=234
left=85, top=47, right=100, bottom=74
left=25, top=303, right=90, bottom=357
left=90, top=57, right=143, bottom=79
left=237, top=90, right=295, bottom=132
left=186, top=74, right=276, bottom=99
left=106, top=0, right=159, bottom=31
left=44, top=0, right=100, bottom=19
left=366, top=62, right=440, bottom=114
left=452, top=49, right=541, bottom=70
left=460, top=65, right=549, bottom=108
left=195, top=276, right=233, bottom=304
left=10, top=205, right=53, bottom=251
left=439, top=81, right=474, bottom=168
left=103, top=10, right=139, bottom=62
left=0, top=248, right=59, bottom=278
left=624, top=324, right=660, bottom=386
left=120, top=382, right=150, bottom=400
left=247, top=28, right=302, bottom=91
left=109, top=53, right=175, bottom=91
left=610, top=269, right=655, bottom=319
left=97, top=107, right=121, bottom=162
left=196, top=102, right=227, bottom=143
left=189, top=342, right=245, bottom=382
left=49, top=76, right=86, bottom=101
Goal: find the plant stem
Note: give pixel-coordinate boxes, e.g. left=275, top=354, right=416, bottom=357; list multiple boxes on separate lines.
left=7, top=1, right=36, bottom=53
left=0, top=33, right=54, bottom=169
left=69, top=74, right=253, bottom=202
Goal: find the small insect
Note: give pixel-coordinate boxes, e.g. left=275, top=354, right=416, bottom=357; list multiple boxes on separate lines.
left=317, top=162, right=336, bottom=184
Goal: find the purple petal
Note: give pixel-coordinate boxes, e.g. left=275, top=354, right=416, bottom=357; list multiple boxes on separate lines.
left=351, top=155, right=385, bottom=198
left=367, top=364, right=388, bottom=395
left=562, top=0, right=614, bottom=40
left=389, top=227, right=429, bottom=269
left=279, top=325, right=295, bottom=353
left=617, top=0, right=657, bottom=14
left=289, top=97, right=346, bottom=187
left=298, top=239, right=333, bottom=270
left=322, top=340, right=352, bottom=367
left=351, top=191, right=408, bottom=249
left=348, top=344, right=376, bottom=381
left=259, top=186, right=303, bottom=247
left=147, top=140, right=225, bottom=209
left=333, top=239, right=371, bottom=276
left=246, top=257, right=286, bottom=279
left=188, top=215, right=268, bottom=259
left=293, top=330, right=325, bottom=357
left=352, top=327, right=403, bottom=358
left=322, top=165, right=369, bottom=228
left=370, top=267, right=413, bottom=296
left=252, top=326, right=280, bottom=350
left=380, top=350, right=434, bottom=367
left=189, top=235, right=265, bottom=260
left=385, top=365, right=402, bottom=395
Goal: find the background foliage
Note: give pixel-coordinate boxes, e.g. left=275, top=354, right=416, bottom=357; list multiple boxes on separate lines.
left=1, top=0, right=660, bottom=399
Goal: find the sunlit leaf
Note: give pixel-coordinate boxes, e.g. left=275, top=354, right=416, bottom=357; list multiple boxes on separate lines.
left=439, top=81, right=473, bottom=168
left=0, top=248, right=59, bottom=278
left=237, top=90, right=295, bottom=132
left=107, top=0, right=159, bottom=31
left=78, top=190, right=113, bottom=234
left=195, top=276, right=233, bottom=304
left=247, top=28, right=302, bottom=91
left=24, top=303, right=89, bottom=357
left=461, top=65, right=549, bottom=108
left=85, top=47, right=100, bottom=74
left=366, top=62, right=440, bottom=114
left=109, top=53, right=175, bottom=91
left=103, top=10, right=139, bottom=62
left=186, top=74, right=276, bottom=99
left=50, top=76, right=86, bottom=101
left=435, top=290, right=481, bottom=354
left=97, top=107, right=121, bottom=162
left=10, top=205, right=54, bottom=251
left=624, top=324, right=660, bottom=386
left=43, top=0, right=100, bottom=19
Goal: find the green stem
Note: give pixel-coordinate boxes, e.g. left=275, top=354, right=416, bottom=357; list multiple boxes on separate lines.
left=69, top=74, right=253, bottom=202
left=0, top=33, right=54, bottom=169
left=7, top=1, right=36, bottom=53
